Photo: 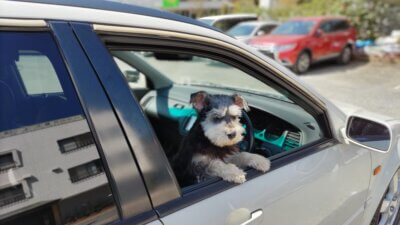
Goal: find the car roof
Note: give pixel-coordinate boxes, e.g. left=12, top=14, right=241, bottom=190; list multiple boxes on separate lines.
left=9, top=0, right=219, bottom=31
left=199, top=14, right=257, bottom=21
left=289, top=16, right=348, bottom=22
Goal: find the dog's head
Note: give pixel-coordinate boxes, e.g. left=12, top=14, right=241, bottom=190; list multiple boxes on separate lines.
left=190, top=91, right=250, bottom=147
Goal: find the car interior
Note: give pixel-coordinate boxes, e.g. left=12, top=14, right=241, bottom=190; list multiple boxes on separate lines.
left=111, top=50, right=323, bottom=188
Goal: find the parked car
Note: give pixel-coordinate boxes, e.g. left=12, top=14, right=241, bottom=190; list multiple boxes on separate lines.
left=1, top=1, right=399, bottom=225
left=248, top=16, right=357, bottom=73
left=227, top=21, right=279, bottom=42
left=198, top=14, right=257, bottom=32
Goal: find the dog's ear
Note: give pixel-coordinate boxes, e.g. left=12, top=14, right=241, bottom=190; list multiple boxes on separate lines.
left=232, top=94, right=250, bottom=112
left=190, top=91, right=208, bottom=112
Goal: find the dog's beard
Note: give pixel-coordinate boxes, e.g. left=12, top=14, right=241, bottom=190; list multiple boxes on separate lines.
left=201, top=118, right=245, bottom=147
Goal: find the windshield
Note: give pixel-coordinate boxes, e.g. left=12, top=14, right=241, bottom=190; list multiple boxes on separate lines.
left=125, top=51, right=292, bottom=102
left=271, top=20, right=315, bottom=35
left=227, top=24, right=256, bottom=37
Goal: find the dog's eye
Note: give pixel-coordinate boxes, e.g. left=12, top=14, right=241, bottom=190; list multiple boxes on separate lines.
left=213, top=116, right=223, bottom=122
left=231, top=115, right=238, bottom=120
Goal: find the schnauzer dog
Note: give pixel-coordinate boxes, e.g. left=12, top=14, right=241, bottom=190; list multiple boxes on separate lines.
left=172, top=91, right=270, bottom=186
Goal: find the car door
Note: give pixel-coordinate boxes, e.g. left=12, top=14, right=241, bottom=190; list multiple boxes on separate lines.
left=73, top=22, right=372, bottom=225
left=0, top=19, right=162, bottom=225
left=312, top=21, right=333, bottom=60
left=329, top=20, right=351, bottom=54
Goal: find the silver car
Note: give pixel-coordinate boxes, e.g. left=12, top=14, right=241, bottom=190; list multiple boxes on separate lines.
left=0, top=1, right=399, bottom=225
left=199, top=14, right=258, bottom=32
left=227, top=21, right=279, bottom=42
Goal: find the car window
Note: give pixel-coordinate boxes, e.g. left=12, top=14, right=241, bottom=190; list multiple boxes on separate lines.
left=227, top=24, right=256, bottom=36
left=259, top=24, right=277, bottom=34
left=319, top=21, right=333, bottom=33
left=213, top=18, right=256, bottom=32
left=272, top=20, right=315, bottom=35
left=111, top=50, right=324, bottom=189
left=331, top=19, right=350, bottom=32
left=113, top=56, right=147, bottom=89
left=0, top=32, right=118, bottom=225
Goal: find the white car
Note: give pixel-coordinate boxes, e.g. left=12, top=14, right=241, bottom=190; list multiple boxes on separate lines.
left=199, top=13, right=258, bottom=32
left=0, top=1, right=399, bottom=225
left=227, top=21, right=279, bottom=42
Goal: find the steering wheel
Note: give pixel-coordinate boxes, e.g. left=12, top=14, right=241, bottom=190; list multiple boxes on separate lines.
left=241, top=110, right=255, bottom=153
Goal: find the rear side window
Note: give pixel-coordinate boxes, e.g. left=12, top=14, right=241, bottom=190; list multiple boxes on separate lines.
left=332, top=20, right=350, bottom=31
left=320, top=20, right=350, bottom=33
left=319, top=21, right=333, bottom=33
left=0, top=32, right=118, bottom=225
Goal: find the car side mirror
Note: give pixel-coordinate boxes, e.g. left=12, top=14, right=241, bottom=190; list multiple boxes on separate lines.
left=124, top=70, right=140, bottom=83
left=344, top=116, right=391, bottom=152
left=256, top=30, right=266, bottom=36
left=314, top=29, right=323, bottom=38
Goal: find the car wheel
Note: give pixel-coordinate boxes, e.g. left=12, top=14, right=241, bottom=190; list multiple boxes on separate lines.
left=370, top=168, right=400, bottom=225
left=337, top=46, right=352, bottom=64
left=294, top=51, right=311, bottom=74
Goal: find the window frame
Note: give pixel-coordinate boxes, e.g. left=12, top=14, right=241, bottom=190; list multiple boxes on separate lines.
left=73, top=23, right=339, bottom=215
left=50, top=21, right=156, bottom=223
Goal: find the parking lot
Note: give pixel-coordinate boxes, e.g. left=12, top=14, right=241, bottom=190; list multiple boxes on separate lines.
left=300, top=60, right=400, bottom=119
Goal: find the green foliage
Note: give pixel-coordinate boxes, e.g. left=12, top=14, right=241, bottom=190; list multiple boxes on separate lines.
left=263, top=0, right=396, bottom=40
left=232, top=0, right=259, bottom=14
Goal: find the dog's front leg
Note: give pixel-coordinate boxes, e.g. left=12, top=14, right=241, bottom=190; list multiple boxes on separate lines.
left=206, top=159, right=247, bottom=184
left=226, top=152, right=270, bottom=173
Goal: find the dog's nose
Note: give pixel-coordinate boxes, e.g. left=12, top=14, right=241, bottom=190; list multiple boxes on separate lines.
left=227, top=132, right=236, bottom=139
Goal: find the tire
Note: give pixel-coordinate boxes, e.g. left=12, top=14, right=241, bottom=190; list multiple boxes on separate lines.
left=337, top=46, right=352, bottom=64
left=370, top=169, right=400, bottom=225
left=293, top=51, right=311, bottom=74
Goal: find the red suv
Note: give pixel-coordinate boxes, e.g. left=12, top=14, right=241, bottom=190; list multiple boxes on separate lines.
left=248, top=16, right=356, bottom=73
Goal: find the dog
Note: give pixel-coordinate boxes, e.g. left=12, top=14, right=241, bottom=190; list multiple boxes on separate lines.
left=172, top=91, right=270, bottom=186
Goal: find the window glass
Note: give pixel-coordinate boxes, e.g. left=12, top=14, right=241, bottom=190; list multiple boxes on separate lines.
left=259, top=24, right=277, bottom=34
left=272, top=20, right=315, bottom=35
left=227, top=24, right=256, bottom=36
left=16, top=51, right=63, bottom=95
left=331, top=20, right=350, bottom=32
left=113, top=57, right=147, bottom=89
left=319, top=21, right=333, bottom=33
left=127, top=52, right=291, bottom=102
left=112, top=50, right=324, bottom=189
left=0, top=32, right=118, bottom=225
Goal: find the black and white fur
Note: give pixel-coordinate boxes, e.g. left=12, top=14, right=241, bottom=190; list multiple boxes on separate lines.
left=172, top=91, right=270, bottom=186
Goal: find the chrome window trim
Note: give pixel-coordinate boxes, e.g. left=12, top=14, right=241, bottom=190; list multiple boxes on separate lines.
left=0, top=18, right=47, bottom=27
left=93, top=24, right=326, bottom=109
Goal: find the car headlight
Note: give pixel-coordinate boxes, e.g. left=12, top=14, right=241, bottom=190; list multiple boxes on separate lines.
left=274, top=43, right=297, bottom=52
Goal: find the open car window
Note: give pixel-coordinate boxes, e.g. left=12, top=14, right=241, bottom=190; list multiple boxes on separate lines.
left=111, top=50, right=324, bottom=189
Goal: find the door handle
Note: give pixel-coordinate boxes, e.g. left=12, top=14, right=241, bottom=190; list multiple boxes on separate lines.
left=240, top=209, right=263, bottom=225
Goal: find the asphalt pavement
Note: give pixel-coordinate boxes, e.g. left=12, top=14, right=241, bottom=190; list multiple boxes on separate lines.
left=300, top=60, right=400, bottom=119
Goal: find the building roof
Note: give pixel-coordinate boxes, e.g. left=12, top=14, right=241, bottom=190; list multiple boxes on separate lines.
left=11, top=0, right=219, bottom=31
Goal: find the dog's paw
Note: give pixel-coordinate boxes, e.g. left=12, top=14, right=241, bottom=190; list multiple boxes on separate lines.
left=224, top=171, right=246, bottom=184
left=248, top=155, right=270, bottom=173
left=222, top=164, right=247, bottom=184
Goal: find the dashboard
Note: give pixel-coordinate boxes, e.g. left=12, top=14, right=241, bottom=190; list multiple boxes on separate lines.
left=139, top=84, right=322, bottom=158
